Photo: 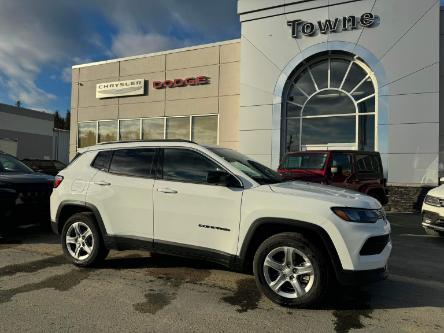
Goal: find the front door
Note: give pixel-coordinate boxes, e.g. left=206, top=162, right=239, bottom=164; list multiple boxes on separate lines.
left=328, top=152, right=355, bottom=190
left=153, top=148, right=243, bottom=255
left=87, top=148, right=157, bottom=240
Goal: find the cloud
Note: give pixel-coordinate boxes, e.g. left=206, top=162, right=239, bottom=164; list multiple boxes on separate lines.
left=110, top=32, right=191, bottom=58
left=0, top=0, right=103, bottom=106
left=0, top=0, right=240, bottom=109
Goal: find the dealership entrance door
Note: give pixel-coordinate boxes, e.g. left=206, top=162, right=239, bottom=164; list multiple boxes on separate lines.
left=281, top=51, right=377, bottom=155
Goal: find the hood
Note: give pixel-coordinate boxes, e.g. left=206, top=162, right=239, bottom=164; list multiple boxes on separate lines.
left=269, top=181, right=381, bottom=209
left=426, top=184, right=444, bottom=199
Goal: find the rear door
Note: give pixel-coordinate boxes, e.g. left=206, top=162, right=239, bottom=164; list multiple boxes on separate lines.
left=153, top=148, right=243, bottom=255
left=86, top=148, right=157, bottom=240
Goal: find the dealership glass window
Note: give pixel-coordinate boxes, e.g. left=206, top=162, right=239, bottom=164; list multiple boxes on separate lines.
left=166, top=117, right=190, bottom=140
left=78, top=122, right=97, bottom=148
left=98, top=120, right=118, bottom=143
left=119, top=119, right=141, bottom=141
left=283, top=53, right=377, bottom=153
left=142, top=118, right=165, bottom=140
left=358, top=115, right=375, bottom=151
left=191, top=115, right=218, bottom=145
left=301, top=116, right=356, bottom=145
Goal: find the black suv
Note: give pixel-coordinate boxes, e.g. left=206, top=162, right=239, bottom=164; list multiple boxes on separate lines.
left=0, top=152, right=54, bottom=228
left=22, top=159, right=66, bottom=176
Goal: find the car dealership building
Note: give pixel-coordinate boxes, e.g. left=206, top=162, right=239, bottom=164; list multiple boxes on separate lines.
left=70, top=0, right=441, bottom=210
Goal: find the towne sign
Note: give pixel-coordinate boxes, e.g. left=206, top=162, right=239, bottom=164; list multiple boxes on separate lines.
left=287, top=13, right=377, bottom=38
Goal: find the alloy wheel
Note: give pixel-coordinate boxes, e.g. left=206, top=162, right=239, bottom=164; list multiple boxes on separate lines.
left=65, top=222, right=94, bottom=261
left=263, top=246, right=315, bottom=299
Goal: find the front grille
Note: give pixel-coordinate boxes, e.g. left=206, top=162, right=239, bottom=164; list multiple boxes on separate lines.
left=423, top=212, right=444, bottom=228
left=360, top=234, right=390, bottom=256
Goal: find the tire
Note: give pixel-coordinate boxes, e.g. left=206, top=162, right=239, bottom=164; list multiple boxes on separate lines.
left=368, top=191, right=386, bottom=205
left=61, top=212, right=109, bottom=267
left=253, top=232, right=330, bottom=308
left=424, top=227, right=444, bottom=237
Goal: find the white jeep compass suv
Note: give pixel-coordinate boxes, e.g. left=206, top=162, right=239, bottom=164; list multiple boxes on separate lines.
left=50, top=140, right=391, bottom=307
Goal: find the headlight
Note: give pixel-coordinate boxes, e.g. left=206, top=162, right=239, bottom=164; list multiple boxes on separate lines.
left=331, top=207, right=384, bottom=223
left=424, top=195, right=441, bottom=207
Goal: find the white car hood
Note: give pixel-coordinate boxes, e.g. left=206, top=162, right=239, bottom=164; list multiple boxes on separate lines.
left=268, top=181, right=381, bottom=209
left=426, top=184, right=444, bottom=198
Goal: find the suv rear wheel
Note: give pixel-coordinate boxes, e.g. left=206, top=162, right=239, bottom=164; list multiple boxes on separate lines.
left=253, top=232, right=330, bottom=307
left=61, top=212, right=109, bottom=266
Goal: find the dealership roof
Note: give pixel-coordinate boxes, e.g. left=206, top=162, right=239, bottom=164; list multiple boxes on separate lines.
left=72, top=38, right=241, bottom=69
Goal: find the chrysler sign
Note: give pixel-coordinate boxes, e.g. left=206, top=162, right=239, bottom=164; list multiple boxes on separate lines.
left=96, top=79, right=144, bottom=99
left=287, top=13, right=377, bottom=38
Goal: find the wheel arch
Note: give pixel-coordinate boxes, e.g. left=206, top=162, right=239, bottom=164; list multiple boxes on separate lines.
left=55, top=201, right=108, bottom=237
left=238, top=218, right=343, bottom=278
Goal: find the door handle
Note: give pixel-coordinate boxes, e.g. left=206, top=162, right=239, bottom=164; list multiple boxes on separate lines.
left=94, top=181, right=111, bottom=186
left=157, top=187, right=178, bottom=194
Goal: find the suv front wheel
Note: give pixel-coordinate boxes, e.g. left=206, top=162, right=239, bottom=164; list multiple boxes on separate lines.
left=253, top=232, right=330, bottom=307
left=61, top=212, right=109, bottom=267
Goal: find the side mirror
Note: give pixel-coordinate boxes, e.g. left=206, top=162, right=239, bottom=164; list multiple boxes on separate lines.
left=331, top=166, right=342, bottom=175
left=207, top=170, right=243, bottom=188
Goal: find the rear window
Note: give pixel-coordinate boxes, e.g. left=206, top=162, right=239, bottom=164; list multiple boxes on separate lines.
left=281, top=153, right=328, bottom=170
left=109, top=148, right=156, bottom=178
left=356, top=154, right=381, bottom=174
left=92, top=150, right=113, bottom=171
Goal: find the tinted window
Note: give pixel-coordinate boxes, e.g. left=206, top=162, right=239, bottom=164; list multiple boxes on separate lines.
left=356, top=154, right=380, bottom=174
left=209, top=148, right=282, bottom=185
left=53, top=161, right=66, bottom=170
left=162, top=148, right=222, bottom=184
left=109, top=149, right=156, bottom=177
left=92, top=150, right=113, bottom=171
left=283, top=153, right=328, bottom=170
left=331, top=153, right=352, bottom=173
left=0, top=154, right=34, bottom=174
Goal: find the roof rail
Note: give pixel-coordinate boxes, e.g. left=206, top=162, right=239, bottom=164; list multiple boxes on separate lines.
left=96, top=139, right=197, bottom=146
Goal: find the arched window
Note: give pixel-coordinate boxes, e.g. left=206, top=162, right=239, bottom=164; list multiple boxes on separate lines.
left=282, top=52, right=377, bottom=153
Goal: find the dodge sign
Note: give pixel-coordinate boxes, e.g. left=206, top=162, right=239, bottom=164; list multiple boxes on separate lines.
left=96, top=79, right=144, bottom=99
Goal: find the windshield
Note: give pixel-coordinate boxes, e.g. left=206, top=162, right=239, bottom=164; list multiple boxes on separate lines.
left=0, top=154, right=34, bottom=174
left=281, top=153, right=328, bottom=170
left=208, top=147, right=282, bottom=185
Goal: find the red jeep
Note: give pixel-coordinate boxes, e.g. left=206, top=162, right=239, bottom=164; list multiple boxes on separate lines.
left=278, top=151, right=388, bottom=204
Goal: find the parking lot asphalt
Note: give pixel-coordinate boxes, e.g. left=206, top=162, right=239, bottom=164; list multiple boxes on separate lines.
left=0, top=213, right=443, bottom=333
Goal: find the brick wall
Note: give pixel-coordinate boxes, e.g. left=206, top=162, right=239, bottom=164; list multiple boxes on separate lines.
left=385, top=185, right=433, bottom=212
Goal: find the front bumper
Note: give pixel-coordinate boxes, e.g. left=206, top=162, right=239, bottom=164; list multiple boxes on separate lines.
left=422, top=209, right=444, bottom=232
left=50, top=220, right=59, bottom=235
left=337, top=266, right=388, bottom=286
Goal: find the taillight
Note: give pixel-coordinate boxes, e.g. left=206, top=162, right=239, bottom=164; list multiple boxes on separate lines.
left=54, top=175, right=64, bottom=188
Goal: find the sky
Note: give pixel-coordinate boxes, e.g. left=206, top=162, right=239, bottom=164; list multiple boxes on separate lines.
left=0, top=0, right=240, bottom=116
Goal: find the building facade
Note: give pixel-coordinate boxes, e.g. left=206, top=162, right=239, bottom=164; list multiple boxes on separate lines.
left=70, top=0, right=441, bottom=210
left=0, top=103, right=54, bottom=160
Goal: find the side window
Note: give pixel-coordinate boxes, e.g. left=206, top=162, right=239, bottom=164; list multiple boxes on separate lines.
left=331, top=153, right=352, bottom=174
left=162, top=148, right=222, bottom=184
left=356, top=154, right=378, bottom=174
left=109, top=148, right=156, bottom=177
left=92, top=150, right=113, bottom=171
